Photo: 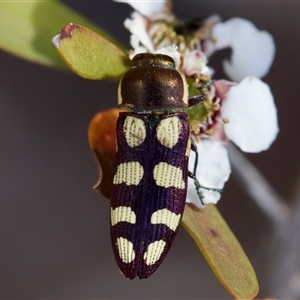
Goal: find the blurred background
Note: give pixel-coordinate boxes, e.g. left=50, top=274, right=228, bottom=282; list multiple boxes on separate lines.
left=1, top=1, right=300, bottom=299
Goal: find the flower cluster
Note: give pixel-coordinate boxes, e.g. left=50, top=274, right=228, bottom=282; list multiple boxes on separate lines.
left=115, top=0, right=279, bottom=207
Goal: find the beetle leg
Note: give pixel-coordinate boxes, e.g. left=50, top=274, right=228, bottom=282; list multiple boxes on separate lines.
left=188, top=138, right=222, bottom=205
left=188, top=80, right=214, bottom=107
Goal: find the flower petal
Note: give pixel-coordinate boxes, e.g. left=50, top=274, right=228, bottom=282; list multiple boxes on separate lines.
left=187, top=140, right=231, bottom=207
left=212, top=17, right=275, bottom=81
left=124, top=12, right=154, bottom=52
left=114, top=0, right=167, bottom=18
left=221, top=76, right=279, bottom=153
left=182, top=50, right=207, bottom=76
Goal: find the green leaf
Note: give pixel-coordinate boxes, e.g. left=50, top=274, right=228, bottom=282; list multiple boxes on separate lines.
left=182, top=204, right=259, bottom=299
left=0, top=1, right=124, bottom=70
left=53, top=23, right=129, bottom=79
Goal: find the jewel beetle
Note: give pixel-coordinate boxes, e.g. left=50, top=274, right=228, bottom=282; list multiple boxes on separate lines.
left=110, top=53, right=208, bottom=279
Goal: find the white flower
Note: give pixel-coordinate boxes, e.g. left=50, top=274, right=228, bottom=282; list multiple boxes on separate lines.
left=115, top=1, right=275, bottom=82
left=187, top=77, right=279, bottom=207
left=114, top=0, right=278, bottom=207
left=206, top=17, right=276, bottom=82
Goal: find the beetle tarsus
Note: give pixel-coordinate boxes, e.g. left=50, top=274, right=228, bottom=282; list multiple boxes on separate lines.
left=187, top=80, right=214, bottom=107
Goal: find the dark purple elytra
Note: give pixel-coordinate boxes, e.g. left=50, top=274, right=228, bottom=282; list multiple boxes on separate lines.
left=110, top=53, right=192, bottom=279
